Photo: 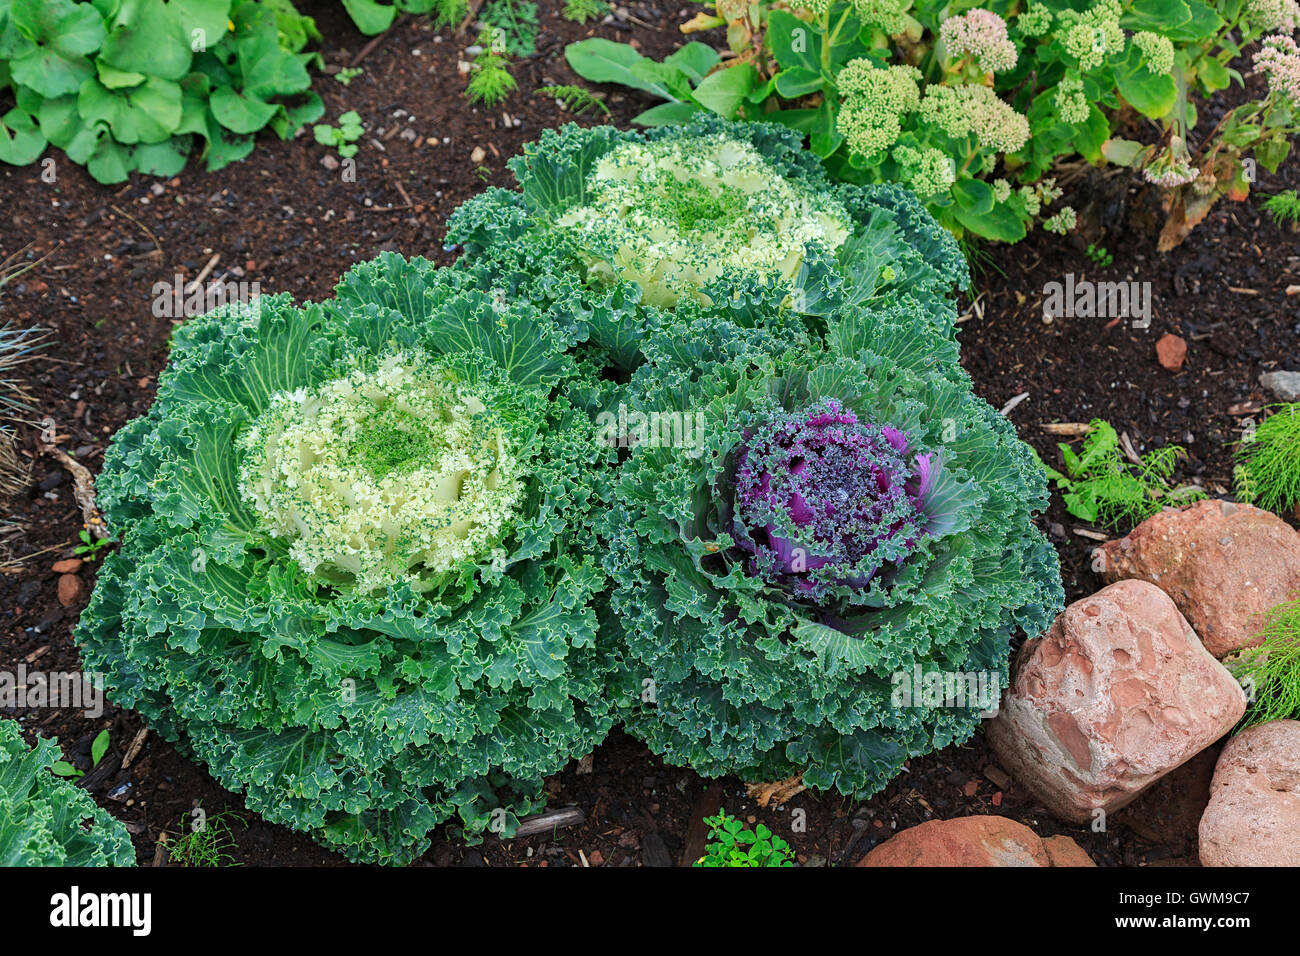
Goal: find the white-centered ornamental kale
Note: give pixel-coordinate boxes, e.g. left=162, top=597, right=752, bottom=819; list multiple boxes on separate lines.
left=445, top=116, right=968, bottom=370
left=76, top=255, right=617, bottom=864
left=600, top=303, right=1063, bottom=796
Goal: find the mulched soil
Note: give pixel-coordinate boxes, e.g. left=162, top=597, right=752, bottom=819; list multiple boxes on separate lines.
left=1, top=0, right=1296, bottom=868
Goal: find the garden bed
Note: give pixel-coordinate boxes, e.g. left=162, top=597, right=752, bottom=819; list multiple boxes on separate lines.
left=1, top=0, right=1297, bottom=867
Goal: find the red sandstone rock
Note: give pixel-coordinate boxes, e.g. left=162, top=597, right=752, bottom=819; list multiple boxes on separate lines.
left=1156, top=333, right=1187, bottom=371
left=1042, top=834, right=1097, bottom=867
left=986, top=580, right=1245, bottom=823
left=51, top=558, right=83, bottom=574
left=857, top=816, right=1092, bottom=867
left=56, top=574, right=84, bottom=607
left=1095, top=499, right=1300, bottom=658
left=1199, top=720, right=1300, bottom=867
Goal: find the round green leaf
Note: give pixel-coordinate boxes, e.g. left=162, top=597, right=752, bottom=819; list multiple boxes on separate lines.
left=0, top=107, right=47, bottom=166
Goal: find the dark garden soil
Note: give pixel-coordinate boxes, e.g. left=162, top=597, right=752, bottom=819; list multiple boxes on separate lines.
left=1, top=0, right=1296, bottom=868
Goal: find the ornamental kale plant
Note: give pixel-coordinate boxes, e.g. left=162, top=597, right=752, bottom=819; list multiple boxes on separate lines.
left=446, top=116, right=968, bottom=370
left=565, top=0, right=1300, bottom=247
left=0, top=0, right=327, bottom=183
left=76, top=256, right=619, bottom=864
left=0, top=720, right=135, bottom=866
left=598, top=301, right=1063, bottom=797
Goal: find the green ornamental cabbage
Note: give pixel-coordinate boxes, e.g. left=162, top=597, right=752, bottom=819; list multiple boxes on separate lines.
left=77, top=256, right=618, bottom=864
left=0, top=720, right=134, bottom=866
left=445, top=116, right=969, bottom=370
left=599, top=301, right=1063, bottom=796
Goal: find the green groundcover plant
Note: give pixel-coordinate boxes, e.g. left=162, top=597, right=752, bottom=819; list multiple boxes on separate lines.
left=0, top=0, right=329, bottom=184
left=446, top=116, right=969, bottom=371
left=595, top=300, right=1063, bottom=797
left=694, top=810, right=796, bottom=866
left=1038, top=418, right=1205, bottom=528
left=1233, top=594, right=1300, bottom=728
left=0, top=719, right=135, bottom=866
left=1236, top=403, right=1300, bottom=515
left=565, top=0, right=1300, bottom=247
left=77, top=259, right=620, bottom=864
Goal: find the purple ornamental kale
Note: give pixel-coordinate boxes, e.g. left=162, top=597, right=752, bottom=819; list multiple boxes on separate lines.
left=731, top=399, right=934, bottom=598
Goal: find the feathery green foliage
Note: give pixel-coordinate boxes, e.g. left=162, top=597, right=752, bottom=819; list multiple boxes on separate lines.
left=563, top=0, right=609, bottom=23
left=0, top=720, right=135, bottom=866
left=1261, top=189, right=1300, bottom=228
left=1235, top=595, right=1300, bottom=729
left=536, top=85, right=610, bottom=117
left=1236, top=404, right=1300, bottom=515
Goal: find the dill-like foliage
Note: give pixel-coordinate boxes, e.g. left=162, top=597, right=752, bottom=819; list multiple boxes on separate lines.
left=1236, top=404, right=1300, bottom=516
left=466, top=33, right=518, bottom=106
left=536, top=84, right=610, bottom=116
left=1261, top=189, right=1300, bottom=229
left=1235, top=596, right=1300, bottom=728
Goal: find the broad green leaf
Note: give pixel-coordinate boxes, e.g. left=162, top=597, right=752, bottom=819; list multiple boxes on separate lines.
left=210, top=85, right=278, bottom=134
left=341, top=0, right=397, bottom=35
left=691, top=63, right=757, bottom=118
left=951, top=200, right=1027, bottom=243
left=7, top=0, right=105, bottom=98
left=633, top=101, right=700, bottom=126
left=132, top=136, right=190, bottom=176
left=78, top=75, right=182, bottom=144
left=767, top=9, right=820, bottom=71
left=565, top=38, right=678, bottom=101
left=0, top=107, right=46, bottom=166
left=952, top=178, right=993, bottom=215
left=1114, top=46, right=1177, bottom=120
left=663, top=42, right=720, bottom=83
left=774, top=66, right=825, bottom=99
left=100, top=0, right=232, bottom=80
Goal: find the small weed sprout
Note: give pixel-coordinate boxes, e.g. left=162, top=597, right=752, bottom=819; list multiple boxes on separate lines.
left=73, top=528, right=114, bottom=562
left=314, top=111, right=364, bottom=159
left=1038, top=419, right=1205, bottom=529
left=694, top=810, right=796, bottom=867
left=169, top=811, right=241, bottom=867
left=334, top=67, right=364, bottom=86
left=1085, top=244, right=1114, bottom=267
left=51, top=729, right=109, bottom=779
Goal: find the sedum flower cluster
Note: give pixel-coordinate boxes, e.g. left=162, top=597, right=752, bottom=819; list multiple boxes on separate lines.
left=1255, top=34, right=1300, bottom=106
left=1054, top=75, right=1090, bottom=124
left=918, top=84, right=1030, bottom=153
left=1057, top=0, right=1126, bottom=71
left=940, top=9, right=1018, bottom=73
left=892, top=143, right=956, bottom=197
left=1244, top=0, right=1300, bottom=34
left=836, top=61, right=923, bottom=159
left=1132, top=31, right=1175, bottom=75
